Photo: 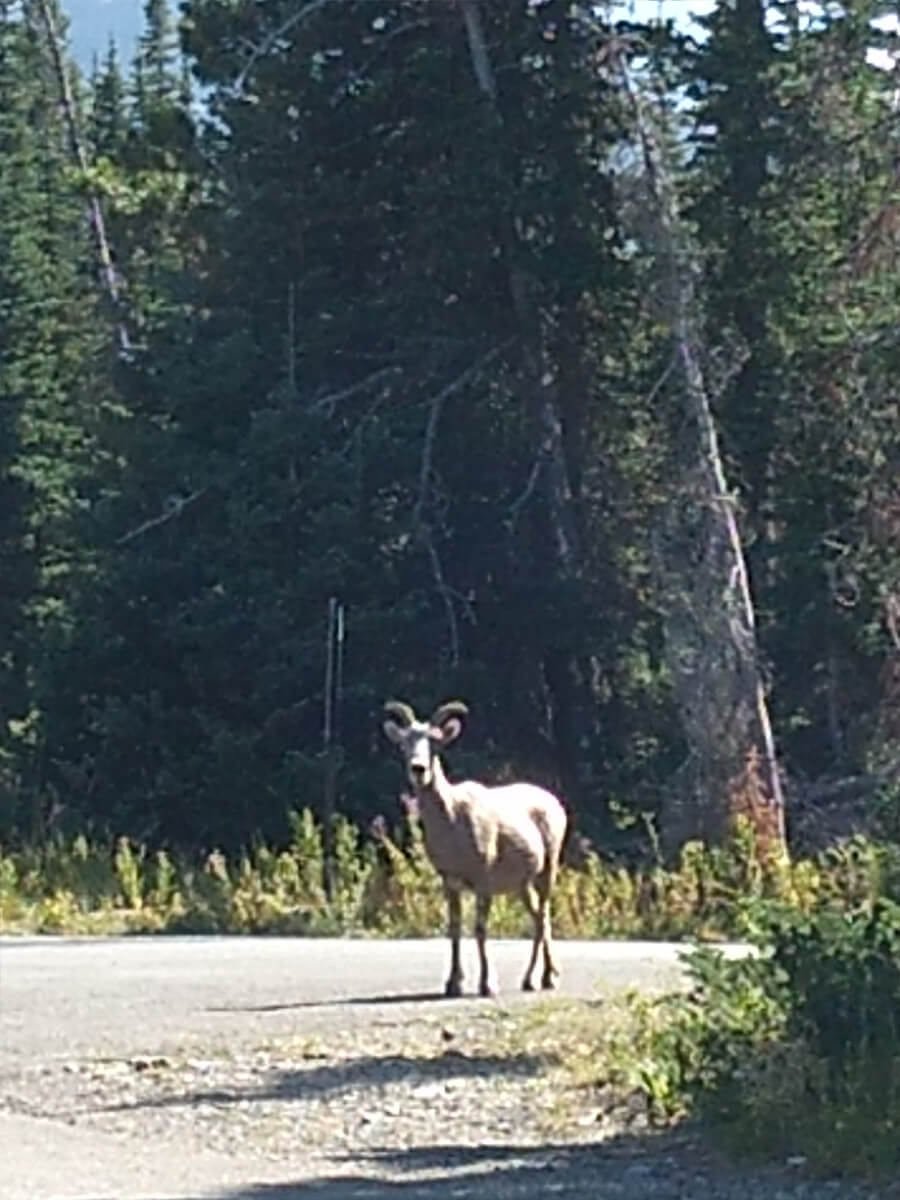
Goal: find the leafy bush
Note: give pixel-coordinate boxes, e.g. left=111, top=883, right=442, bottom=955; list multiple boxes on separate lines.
left=767, top=898, right=900, bottom=1165
left=640, top=948, right=789, bottom=1122
left=621, top=897, right=900, bottom=1177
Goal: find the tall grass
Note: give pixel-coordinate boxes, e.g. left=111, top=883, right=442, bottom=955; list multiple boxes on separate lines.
left=0, top=809, right=895, bottom=939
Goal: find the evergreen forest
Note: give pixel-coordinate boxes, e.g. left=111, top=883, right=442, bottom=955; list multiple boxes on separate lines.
left=4, top=0, right=900, bottom=862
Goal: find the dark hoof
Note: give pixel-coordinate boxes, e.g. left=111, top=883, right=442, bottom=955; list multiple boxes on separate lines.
left=541, top=971, right=558, bottom=991
left=479, top=981, right=497, bottom=998
left=521, top=977, right=536, bottom=993
left=444, top=977, right=463, bottom=998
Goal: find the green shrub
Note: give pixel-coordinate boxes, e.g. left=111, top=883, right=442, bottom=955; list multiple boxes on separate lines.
left=633, top=948, right=788, bottom=1123
left=623, top=898, right=900, bottom=1177
left=328, top=815, right=378, bottom=931
left=769, top=898, right=900, bottom=1115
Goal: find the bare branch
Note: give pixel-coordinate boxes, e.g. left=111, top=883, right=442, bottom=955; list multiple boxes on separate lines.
left=117, top=489, right=208, bottom=546
left=422, top=531, right=460, bottom=669
left=459, top=0, right=498, bottom=102
left=413, top=342, right=509, bottom=667
left=886, top=593, right=900, bottom=653
left=797, top=755, right=900, bottom=806
left=505, top=451, right=544, bottom=535
left=645, top=353, right=678, bottom=408
left=310, top=366, right=402, bottom=416
left=236, top=0, right=436, bottom=91
left=235, top=0, right=333, bottom=90
left=331, top=391, right=389, bottom=461
left=329, top=20, right=432, bottom=108
left=413, top=343, right=508, bottom=524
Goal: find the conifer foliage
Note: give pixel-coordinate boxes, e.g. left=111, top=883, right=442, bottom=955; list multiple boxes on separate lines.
left=1, top=0, right=899, bottom=856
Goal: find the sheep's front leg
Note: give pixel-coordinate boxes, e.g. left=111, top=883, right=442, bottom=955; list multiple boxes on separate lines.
left=475, top=893, right=495, bottom=997
left=444, top=886, right=464, bottom=998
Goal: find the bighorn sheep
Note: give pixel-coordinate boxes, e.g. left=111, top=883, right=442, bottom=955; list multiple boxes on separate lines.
left=382, top=699, right=568, bottom=998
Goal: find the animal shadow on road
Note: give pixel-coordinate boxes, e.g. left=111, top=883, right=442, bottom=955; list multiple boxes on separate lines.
left=95, top=1049, right=547, bottom=1114
left=206, top=992, right=449, bottom=1014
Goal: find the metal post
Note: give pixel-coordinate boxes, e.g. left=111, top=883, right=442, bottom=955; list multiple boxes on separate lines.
left=321, top=597, right=345, bottom=901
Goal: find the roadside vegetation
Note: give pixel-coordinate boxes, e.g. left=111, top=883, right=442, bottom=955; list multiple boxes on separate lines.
left=4, top=812, right=900, bottom=1181
left=514, top=876, right=900, bottom=1181
left=1, top=808, right=896, bottom=942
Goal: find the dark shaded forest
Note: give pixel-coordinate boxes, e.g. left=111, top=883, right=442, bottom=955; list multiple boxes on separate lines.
left=3, top=0, right=900, bottom=858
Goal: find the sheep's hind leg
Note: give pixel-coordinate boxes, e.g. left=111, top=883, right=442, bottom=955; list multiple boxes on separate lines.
left=539, top=903, right=559, bottom=989
left=520, top=884, right=542, bottom=992
left=444, top=886, right=464, bottom=998
left=475, top=893, right=495, bottom=997
left=538, top=875, right=559, bottom=990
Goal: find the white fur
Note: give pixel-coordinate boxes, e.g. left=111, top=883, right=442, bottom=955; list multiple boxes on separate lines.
left=383, top=700, right=567, bottom=997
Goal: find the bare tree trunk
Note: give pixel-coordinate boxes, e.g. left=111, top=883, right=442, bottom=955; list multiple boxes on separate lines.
left=617, top=57, right=786, bottom=856
left=457, top=0, right=595, bottom=818
left=33, top=0, right=131, bottom=356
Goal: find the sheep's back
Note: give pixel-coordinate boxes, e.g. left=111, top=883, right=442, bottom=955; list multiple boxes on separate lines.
left=454, top=782, right=566, bottom=894
left=475, top=782, right=567, bottom=861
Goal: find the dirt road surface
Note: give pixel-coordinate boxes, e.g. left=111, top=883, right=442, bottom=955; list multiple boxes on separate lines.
left=0, top=936, right=876, bottom=1200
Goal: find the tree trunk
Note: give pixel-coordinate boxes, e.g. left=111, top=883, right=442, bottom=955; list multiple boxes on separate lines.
left=618, top=55, right=786, bottom=857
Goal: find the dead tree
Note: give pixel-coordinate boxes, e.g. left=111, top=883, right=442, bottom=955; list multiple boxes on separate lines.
left=615, top=51, right=786, bottom=857
left=33, top=0, right=131, bottom=356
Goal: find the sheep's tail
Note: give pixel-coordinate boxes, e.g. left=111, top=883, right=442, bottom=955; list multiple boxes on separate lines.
left=531, top=789, right=569, bottom=872
left=557, top=798, right=594, bottom=871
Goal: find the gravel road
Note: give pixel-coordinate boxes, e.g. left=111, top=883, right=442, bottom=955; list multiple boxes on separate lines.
left=0, top=936, right=887, bottom=1200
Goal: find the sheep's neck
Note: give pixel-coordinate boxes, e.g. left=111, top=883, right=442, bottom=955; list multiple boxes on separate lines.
left=415, top=756, right=457, bottom=822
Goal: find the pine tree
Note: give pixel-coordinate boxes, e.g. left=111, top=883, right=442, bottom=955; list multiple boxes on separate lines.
left=130, top=0, right=192, bottom=161
left=136, top=0, right=179, bottom=108
left=0, top=0, right=116, bottom=832
left=687, top=0, right=782, bottom=523
left=42, top=0, right=658, bottom=847
left=90, top=37, right=128, bottom=157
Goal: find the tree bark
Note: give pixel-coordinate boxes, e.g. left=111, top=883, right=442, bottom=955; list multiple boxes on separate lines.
left=617, top=54, right=786, bottom=856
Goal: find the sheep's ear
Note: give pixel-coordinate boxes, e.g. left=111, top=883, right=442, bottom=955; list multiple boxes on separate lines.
left=432, top=716, right=463, bottom=745
left=383, top=719, right=405, bottom=744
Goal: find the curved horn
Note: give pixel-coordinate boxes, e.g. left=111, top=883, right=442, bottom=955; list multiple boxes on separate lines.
left=383, top=699, right=417, bottom=726
left=429, top=700, right=469, bottom=727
